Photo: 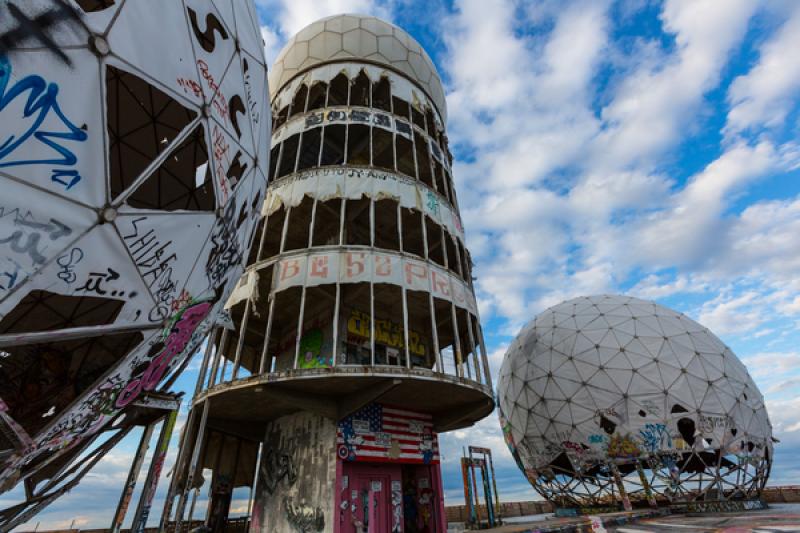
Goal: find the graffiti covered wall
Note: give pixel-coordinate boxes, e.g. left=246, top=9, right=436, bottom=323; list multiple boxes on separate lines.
left=252, top=412, right=336, bottom=533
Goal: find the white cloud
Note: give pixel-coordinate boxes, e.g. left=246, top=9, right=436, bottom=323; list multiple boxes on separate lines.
left=696, top=291, right=765, bottom=335
left=255, top=0, right=393, bottom=76
left=725, top=5, right=800, bottom=138
left=591, top=0, right=759, bottom=169
left=260, top=24, right=282, bottom=66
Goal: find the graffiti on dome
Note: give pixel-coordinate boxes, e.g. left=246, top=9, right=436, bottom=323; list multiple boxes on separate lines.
left=0, top=55, right=87, bottom=191
left=637, top=423, right=671, bottom=453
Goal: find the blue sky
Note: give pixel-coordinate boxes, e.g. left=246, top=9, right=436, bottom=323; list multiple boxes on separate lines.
left=6, top=0, right=800, bottom=529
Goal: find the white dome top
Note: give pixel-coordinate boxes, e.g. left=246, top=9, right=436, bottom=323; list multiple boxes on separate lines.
left=497, top=294, right=772, bottom=474
left=269, top=14, right=447, bottom=121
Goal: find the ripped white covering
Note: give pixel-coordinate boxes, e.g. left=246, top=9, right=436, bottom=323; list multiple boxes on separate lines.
left=273, top=63, right=441, bottom=129
left=271, top=249, right=478, bottom=315
left=262, top=167, right=465, bottom=243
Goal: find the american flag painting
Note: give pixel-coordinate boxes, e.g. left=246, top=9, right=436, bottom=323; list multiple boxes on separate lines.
left=337, top=403, right=440, bottom=464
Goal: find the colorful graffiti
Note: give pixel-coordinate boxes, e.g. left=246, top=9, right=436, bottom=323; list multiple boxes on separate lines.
left=606, top=433, right=641, bottom=459
left=347, top=309, right=426, bottom=357
left=116, top=300, right=212, bottom=408
left=638, top=423, right=671, bottom=453
left=297, top=328, right=331, bottom=369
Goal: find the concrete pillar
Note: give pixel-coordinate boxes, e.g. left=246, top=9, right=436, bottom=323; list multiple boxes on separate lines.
left=251, top=412, right=337, bottom=533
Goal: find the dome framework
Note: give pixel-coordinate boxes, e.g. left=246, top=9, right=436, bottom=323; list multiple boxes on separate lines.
left=497, top=295, right=772, bottom=509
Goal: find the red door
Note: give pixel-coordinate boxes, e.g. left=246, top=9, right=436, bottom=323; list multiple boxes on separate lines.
left=340, top=467, right=396, bottom=533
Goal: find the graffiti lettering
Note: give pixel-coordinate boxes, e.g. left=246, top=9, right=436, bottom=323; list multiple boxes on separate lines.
left=122, top=216, right=177, bottom=287
left=0, top=55, right=88, bottom=176
left=76, top=267, right=135, bottom=298
left=0, top=216, right=71, bottom=265
left=205, top=198, right=246, bottom=288
left=56, top=247, right=83, bottom=284
left=187, top=8, right=228, bottom=54
left=228, top=94, right=245, bottom=139
left=51, top=168, right=82, bottom=190
left=212, top=124, right=230, bottom=201
left=242, top=58, right=259, bottom=125
left=198, top=59, right=228, bottom=120
left=148, top=268, right=177, bottom=322
left=0, top=257, right=21, bottom=290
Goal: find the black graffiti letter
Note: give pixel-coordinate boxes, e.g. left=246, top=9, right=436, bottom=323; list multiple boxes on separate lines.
left=228, top=94, right=245, bottom=139
left=187, top=8, right=228, bottom=53
left=226, top=150, right=248, bottom=187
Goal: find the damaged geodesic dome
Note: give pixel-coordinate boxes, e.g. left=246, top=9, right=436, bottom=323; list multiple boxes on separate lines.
left=497, top=294, right=773, bottom=507
left=0, top=0, right=269, bottom=491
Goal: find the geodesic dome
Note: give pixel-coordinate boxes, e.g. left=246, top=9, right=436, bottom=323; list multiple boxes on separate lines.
left=0, top=0, right=268, bottom=489
left=269, top=13, right=447, bottom=121
left=497, top=295, right=773, bottom=507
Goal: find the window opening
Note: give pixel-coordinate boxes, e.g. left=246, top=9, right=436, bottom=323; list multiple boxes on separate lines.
left=433, top=297, right=457, bottom=376
left=372, top=128, right=394, bottom=171
left=372, top=76, right=391, bottom=112
left=392, top=96, right=411, bottom=120
left=401, top=208, right=424, bottom=258
left=268, top=144, right=280, bottom=181
left=343, top=197, right=371, bottom=246
left=288, top=84, right=308, bottom=119
left=425, top=108, right=437, bottom=137
left=307, top=81, right=328, bottom=112
left=445, top=234, right=461, bottom=277
left=412, top=106, right=425, bottom=131
left=268, top=287, right=302, bottom=371
left=283, top=196, right=314, bottom=252
left=425, top=217, right=445, bottom=266
left=107, top=65, right=197, bottom=201
left=320, top=124, right=346, bottom=166
left=276, top=133, right=299, bottom=178
left=261, top=205, right=287, bottom=259
left=396, top=134, right=415, bottom=178
left=373, top=199, right=400, bottom=251
left=340, top=283, right=372, bottom=365
left=298, top=286, right=336, bottom=369
left=406, top=290, right=435, bottom=369
left=349, top=70, right=371, bottom=107
left=273, top=105, right=289, bottom=130
left=372, top=284, right=405, bottom=366
left=297, top=128, right=322, bottom=171
left=126, top=125, right=215, bottom=211
left=328, top=73, right=349, bottom=106
left=347, top=124, right=370, bottom=166
left=414, top=131, right=433, bottom=189
left=312, top=199, right=343, bottom=247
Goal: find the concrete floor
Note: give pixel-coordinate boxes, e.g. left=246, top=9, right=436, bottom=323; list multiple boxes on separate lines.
left=608, top=503, right=800, bottom=532
left=453, top=504, right=800, bottom=533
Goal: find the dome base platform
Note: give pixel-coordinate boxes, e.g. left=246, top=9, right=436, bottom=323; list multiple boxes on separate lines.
left=195, top=366, right=494, bottom=433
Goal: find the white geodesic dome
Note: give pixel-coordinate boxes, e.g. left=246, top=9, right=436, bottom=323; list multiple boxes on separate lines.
left=0, top=0, right=269, bottom=488
left=497, top=294, right=773, bottom=506
left=269, top=13, right=447, bottom=121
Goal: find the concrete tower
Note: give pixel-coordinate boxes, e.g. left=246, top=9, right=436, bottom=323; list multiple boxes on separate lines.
left=164, top=14, right=493, bottom=533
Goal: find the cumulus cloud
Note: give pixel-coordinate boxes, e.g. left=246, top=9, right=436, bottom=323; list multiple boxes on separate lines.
left=725, top=4, right=800, bottom=138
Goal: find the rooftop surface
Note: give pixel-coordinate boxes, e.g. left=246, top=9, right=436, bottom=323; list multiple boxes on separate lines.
left=452, top=504, right=800, bottom=533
